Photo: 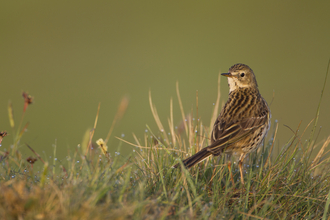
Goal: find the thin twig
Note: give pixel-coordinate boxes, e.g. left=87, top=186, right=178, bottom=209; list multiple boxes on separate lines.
left=26, top=143, right=46, bottom=165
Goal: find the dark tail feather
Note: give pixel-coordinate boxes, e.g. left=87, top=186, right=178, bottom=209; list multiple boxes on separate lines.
left=174, top=148, right=212, bottom=168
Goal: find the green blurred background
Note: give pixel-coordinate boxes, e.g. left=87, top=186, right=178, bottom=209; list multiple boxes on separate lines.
left=1, top=1, right=330, bottom=163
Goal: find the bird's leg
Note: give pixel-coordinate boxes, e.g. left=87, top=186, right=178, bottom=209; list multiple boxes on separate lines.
left=227, top=161, right=235, bottom=186
left=238, top=159, right=245, bottom=185
left=208, top=166, right=217, bottom=193
left=238, top=153, right=247, bottom=186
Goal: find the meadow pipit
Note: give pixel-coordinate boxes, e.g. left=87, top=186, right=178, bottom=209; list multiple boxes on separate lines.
left=174, top=63, right=271, bottom=185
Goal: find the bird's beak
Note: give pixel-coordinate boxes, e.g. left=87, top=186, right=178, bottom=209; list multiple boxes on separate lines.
left=221, top=72, right=232, bottom=77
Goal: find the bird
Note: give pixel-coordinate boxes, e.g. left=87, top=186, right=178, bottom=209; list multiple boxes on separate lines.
left=174, top=63, right=271, bottom=185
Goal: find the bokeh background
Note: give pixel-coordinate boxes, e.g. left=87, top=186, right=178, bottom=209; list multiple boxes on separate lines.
left=1, top=1, right=330, bottom=164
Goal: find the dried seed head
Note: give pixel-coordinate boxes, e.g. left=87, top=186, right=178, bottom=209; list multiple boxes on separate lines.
left=26, top=156, right=37, bottom=164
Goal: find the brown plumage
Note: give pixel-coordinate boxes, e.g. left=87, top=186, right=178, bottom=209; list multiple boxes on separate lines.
left=174, top=63, right=271, bottom=185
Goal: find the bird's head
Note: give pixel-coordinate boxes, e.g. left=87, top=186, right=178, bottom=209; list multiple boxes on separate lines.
left=222, top=63, right=258, bottom=92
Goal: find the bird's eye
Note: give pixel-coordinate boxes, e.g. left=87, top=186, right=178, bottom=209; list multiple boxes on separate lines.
left=240, top=72, right=245, bottom=77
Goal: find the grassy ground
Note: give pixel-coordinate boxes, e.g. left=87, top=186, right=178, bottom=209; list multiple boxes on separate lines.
left=1, top=74, right=330, bottom=219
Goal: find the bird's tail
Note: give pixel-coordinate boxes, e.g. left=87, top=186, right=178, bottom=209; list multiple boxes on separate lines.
left=174, top=148, right=212, bottom=168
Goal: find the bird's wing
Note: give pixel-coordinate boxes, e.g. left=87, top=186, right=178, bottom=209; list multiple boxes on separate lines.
left=208, top=112, right=269, bottom=154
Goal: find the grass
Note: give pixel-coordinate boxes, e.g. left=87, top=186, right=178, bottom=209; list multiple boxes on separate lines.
left=1, top=66, right=330, bottom=219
